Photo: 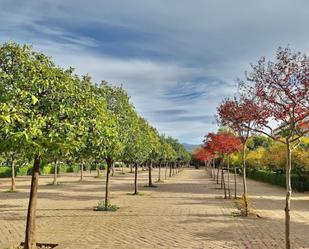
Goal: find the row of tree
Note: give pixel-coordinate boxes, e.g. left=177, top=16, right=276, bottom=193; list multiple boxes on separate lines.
left=195, top=47, right=308, bottom=249
left=0, top=42, right=190, bottom=249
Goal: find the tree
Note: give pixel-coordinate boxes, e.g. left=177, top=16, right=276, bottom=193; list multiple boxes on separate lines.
left=157, top=136, right=167, bottom=182
left=166, top=137, right=190, bottom=175
left=240, top=47, right=309, bottom=249
left=204, top=132, right=242, bottom=198
left=164, top=140, right=177, bottom=179
left=0, top=41, right=193, bottom=248
left=145, top=126, right=161, bottom=187
left=193, top=146, right=214, bottom=169
left=217, top=98, right=266, bottom=212
left=122, top=115, right=149, bottom=195
left=95, top=82, right=124, bottom=208
left=0, top=42, right=82, bottom=248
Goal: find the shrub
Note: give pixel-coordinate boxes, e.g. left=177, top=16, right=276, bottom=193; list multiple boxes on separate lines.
left=230, top=153, right=241, bottom=168
left=62, top=164, right=79, bottom=173
left=246, top=147, right=266, bottom=169
left=260, top=142, right=286, bottom=171
left=0, top=166, right=11, bottom=177
left=0, top=164, right=104, bottom=178
left=41, top=164, right=54, bottom=175
left=94, top=201, right=119, bottom=212
left=16, top=166, right=32, bottom=176
left=246, top=168, right=309, bottom=192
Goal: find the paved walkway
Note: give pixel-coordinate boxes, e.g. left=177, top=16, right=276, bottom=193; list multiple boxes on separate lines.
left=0, top=168, right=308, bottom=249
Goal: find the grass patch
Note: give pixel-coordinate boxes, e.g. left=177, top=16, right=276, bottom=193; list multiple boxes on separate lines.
left=7, top=242, right=58, bottom=249
left=234, top=196, right=260, bottom=218
left=94, top=201, right=119, bottom=212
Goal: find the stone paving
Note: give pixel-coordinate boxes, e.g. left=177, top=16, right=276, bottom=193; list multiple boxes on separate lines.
left=0, top=168, right=308, bottom=249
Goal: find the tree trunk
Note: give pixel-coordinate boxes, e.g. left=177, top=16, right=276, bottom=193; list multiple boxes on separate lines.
left=11, top=158, right=16, bottom=192
left=165, top=163, right=168, bottom=179
left=222, top=170, right=227, bottom=199
left=134, top=163, right=138, bottom=194
left=234, top=167, right=237, bottom=199
left=285, top=139, right=292, bottom=249
left=220, top=165, right=224, bottom=189
left=53, top=160, right=57, bottom=185
left=227, top=155, right=231, bottom=199
left=210, top=165, right=214, bottom=179
left=242, top=143, right=248, bottom=216
left=105, top=158, right=112, bottom=208
left=24, top=155, right=41, bottom=249
left=158, top=162, right=161, bottom=182
left=216, top=165, right=220, bottom=184
left=80, top=163, right=83, bottom=182
left=111, top=163, right=114, bottom=176
left=96, top=162, right=100, bottom=177
left=148, top=162, right=153, bottom=187
left=130, top=164, right=133, bottom=173
left=169, top=163, right=172, bottom=177
left=204, top=160, right=207, bottom=171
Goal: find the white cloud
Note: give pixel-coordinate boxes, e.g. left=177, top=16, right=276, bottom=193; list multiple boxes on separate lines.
left=1, top=0, right=309, bottom=143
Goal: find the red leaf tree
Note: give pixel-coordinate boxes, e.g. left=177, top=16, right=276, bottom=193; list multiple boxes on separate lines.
left=240, top=47, right=309, bottom=249
left=204, top=132, right=241, bottom=198
left=193, top=146, right=215, bottom=168
left=217, top=97, right=266, bottom=213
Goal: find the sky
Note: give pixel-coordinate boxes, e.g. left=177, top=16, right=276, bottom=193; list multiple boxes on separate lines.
left=1, top=0, right=309, bottom=144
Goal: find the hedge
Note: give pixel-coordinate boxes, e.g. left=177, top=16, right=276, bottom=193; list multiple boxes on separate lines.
left=0, top=167, right=11, bottom=178
left=246, top=168, right=309, bottom=192
left=0, top=164, right=98, bottom=178
left=60, top=164, right=80, bottom=173
left=16, top=166, right=32, bottom=176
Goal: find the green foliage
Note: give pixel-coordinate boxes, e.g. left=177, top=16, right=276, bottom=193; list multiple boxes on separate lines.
left=292, top=147, right=309, bottom=175
left=246, top=168, right=309, bottom=192
left=246, top=136, right=270, bottom=150
left=299, top=137, right=309, bottom=150
left=0, top=42, right=82, bottom=163
left=246, top=147, right=266, bottom=169
left=165, top=136, right=190, bottom=164
left=41, top=164, right=53, bottom=175
left=0, top=166, right=11, bottom=177
left=16, top=166, right=32, bottom=176
left=229, top=153, right=242, bottom=168
left=95, top=201, right=119, bottom=212
left=0, top=41, right=189, bottom=180
left=58, top=164, right=78, bottom=173
left=230, top=138, right=308, bottom=174
left=261, top=142, right=286, bottom=171
left=0, top=164, right=88, bottom=177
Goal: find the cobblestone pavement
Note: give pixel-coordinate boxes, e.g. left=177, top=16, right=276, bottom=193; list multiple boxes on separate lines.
left=0, top=168, right=308, bottom=249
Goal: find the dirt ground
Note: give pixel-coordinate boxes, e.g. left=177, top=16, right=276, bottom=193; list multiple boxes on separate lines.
left=0, top=168, right=308, bottom=249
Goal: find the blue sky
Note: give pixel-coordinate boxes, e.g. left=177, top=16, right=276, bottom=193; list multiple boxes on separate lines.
left=1, top=0, right=309, bottom=144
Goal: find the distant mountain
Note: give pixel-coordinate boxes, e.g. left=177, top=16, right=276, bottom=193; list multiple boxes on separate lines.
left=182, top=143, right=200, bottom=152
